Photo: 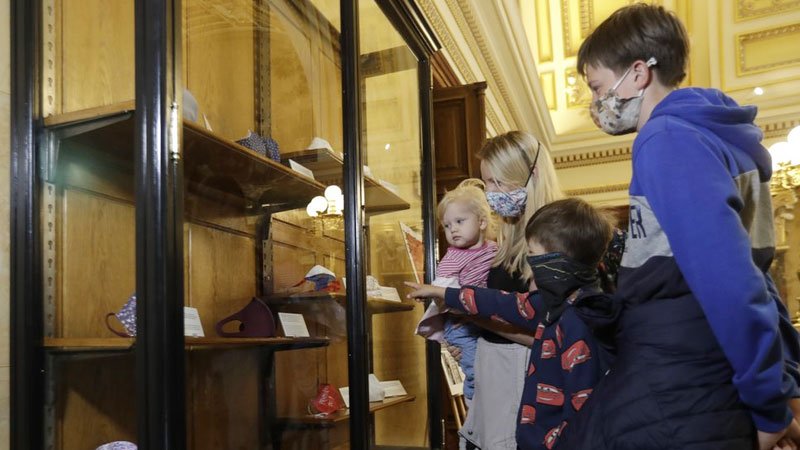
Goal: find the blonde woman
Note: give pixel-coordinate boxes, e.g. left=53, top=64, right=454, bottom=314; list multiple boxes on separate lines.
left=458, top=130, right=562, bottom=450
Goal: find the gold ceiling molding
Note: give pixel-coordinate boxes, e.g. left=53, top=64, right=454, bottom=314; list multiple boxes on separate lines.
left=553, top=146, right=632, bottom=169
left=448, top=0, right=518, bottom=131
left=540, top=71, right=557, bottom=110
left=735, top=0, right=800, bottom=22
left=565, top=67, right=591, bottom=108
left=565, top=183, right=630, bottom=197
left=418, top=0, right=504, bottom=133
left=736, top=24, right=800, bottom=76
left=535, top=0, right=554, bottom=62
left=761, top=118, right=800, bottom=139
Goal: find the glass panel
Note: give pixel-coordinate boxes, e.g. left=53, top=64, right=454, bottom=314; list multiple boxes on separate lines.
left=41, top=1, right=138, bottom=448
left=359, top=1, right=429, bottom=447
left=182, top=0, right=347, bottom=448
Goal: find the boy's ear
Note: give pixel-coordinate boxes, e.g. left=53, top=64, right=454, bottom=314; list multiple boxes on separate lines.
left=631, top=59, right=654, bottom=90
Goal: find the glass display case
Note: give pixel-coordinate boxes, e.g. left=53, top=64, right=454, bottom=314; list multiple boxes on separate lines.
left=10, top=0, right=441, bottom=449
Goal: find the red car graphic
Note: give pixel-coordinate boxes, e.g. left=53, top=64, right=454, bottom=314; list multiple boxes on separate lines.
left=516, top=292, right=536, bottom=320
left=459, top=288, right=478, bottom=315
left=541, top=339, right=556, bottom=359
left=528, top=362, right=536, bottom=376
left=571, top=388, right=593, bottom=411
left=543, top=423, right=563, bottom=449
left=536, top=383, right=564, bottom=406
left=556, top=324, right=563, bottom=348
left=561, top=340, right=591, bottom=372
left=534, top=323, right=545, bottom=340
left=520, top=404, right=536, bottom=424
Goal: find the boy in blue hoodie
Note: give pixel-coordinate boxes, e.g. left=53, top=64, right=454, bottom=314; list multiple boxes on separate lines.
left=407, top=198, right=620, bottom=450
left=556, top=4, right=800, bottom=450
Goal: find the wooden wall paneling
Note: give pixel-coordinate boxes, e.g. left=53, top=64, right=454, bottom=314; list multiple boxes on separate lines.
left=60, top=189, right=135, bottom=338
left=58, top=0, right=135, bottom=114
left=57, top=355, right=136, bottom=449
left=184, top=0, right=255, bottom=142
left=269, top=3, right=314, bottom=152
left=318, top=51, right=344, bottom=153
left=186, top=223, right=257, bottom=334
left=187, top=350, right=260, bottom=449
left=372, top=305, right=427, bottom=446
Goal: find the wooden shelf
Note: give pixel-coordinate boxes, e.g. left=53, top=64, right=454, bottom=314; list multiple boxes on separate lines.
left=265, top=291, right=416, bottom=314
left=276, top=394, right=416, bottom=427
left=45, top=103, right=326, bottom=214
left=43, top=336, right=330, bottom=353
left=282, top=147, right=411, bottom=215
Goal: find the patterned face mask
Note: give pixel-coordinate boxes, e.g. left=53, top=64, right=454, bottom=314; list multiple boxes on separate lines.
left=589, top=57, right=657, bottom=136
left=486, top=188, right=527, bottom=218
left=485, top=143, right=541, bottom=218
left=526, top=252, right=597, bottom=324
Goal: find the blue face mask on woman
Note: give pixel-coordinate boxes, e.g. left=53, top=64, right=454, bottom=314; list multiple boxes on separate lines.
left=485, top=143, right=540, bottom=218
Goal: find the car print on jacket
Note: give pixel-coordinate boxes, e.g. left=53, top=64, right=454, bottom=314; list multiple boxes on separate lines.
left=571, top=388, right=592, bottom=411
left=520, top=404, right=536, bottom=424
left=516, top=292, right=536, bottom=320
left=458, top=288, right=478, bottom=315
left=536, top=383, right=564, bottom=406
left=561, top=340, right=591, bottom=372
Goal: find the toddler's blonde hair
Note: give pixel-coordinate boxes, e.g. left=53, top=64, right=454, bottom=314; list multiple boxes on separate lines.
left=437, top=178, right=495, bottom=241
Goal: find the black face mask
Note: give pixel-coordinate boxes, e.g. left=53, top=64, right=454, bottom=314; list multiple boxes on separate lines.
left=526, top=252, right=598, bottom=324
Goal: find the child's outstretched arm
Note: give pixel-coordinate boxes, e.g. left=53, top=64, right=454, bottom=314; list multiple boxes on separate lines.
left=405, top=282, right=446, bottom=301
left=442, top=285, right=541, bottom=331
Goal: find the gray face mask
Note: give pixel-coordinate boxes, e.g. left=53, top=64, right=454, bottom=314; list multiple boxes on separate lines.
left=589, top=57, right=657, bottom=136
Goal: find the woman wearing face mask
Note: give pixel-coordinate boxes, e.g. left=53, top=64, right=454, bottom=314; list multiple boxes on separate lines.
left=454, top=130, right=562, bottom=450
left=557, top=4, right=800, bottom=450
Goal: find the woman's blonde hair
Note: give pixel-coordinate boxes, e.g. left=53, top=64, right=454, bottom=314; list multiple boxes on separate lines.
left=437, top=178, right=495, bottom=241
left=478, top=131, right=563, bottom=283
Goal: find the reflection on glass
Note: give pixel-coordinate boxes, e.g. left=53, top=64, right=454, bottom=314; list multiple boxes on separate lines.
left=359, top=0, right=429, bottom=447
left=183, top=0, right=348, bottom=448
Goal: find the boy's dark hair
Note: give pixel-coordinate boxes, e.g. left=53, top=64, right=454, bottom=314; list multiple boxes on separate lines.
left=577, top=3, right=689, bottom=87
left=525, top=198, right=613, bottom=267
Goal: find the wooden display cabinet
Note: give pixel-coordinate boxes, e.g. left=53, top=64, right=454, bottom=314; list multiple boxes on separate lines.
left=11, top=0, right=441, bottom=449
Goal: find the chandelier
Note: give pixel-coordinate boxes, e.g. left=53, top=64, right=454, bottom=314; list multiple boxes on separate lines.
left=768, top=126, right=800, bottom=191
left=306, top=185, right=344, bottom=233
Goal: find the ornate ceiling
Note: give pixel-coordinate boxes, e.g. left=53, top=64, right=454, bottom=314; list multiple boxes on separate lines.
left=420, top=0, right=800, bottom=204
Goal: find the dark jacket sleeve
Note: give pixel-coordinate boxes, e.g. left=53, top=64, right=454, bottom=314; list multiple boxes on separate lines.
left=443, top=286, right=542, bottom=331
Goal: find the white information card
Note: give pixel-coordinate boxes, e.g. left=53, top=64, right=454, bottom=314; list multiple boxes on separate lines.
left=278, top=312, right=310, bottom=337
left=183, top=307, right=205, bottom=337
left=379, top=380, right=408, bottom=398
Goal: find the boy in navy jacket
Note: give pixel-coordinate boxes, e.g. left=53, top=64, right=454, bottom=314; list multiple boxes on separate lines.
left=408, top=198, right=619, bottom=450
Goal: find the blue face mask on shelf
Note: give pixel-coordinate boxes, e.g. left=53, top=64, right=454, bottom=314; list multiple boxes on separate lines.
left=485, top=143, right=541, bottom=218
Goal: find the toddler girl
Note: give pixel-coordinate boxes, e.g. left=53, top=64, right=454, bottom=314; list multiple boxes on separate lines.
left=416, top=179, right=497, bottom=402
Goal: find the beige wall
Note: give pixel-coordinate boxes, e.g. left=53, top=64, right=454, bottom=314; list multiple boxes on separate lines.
left=1, top=0, right=10, bottom=446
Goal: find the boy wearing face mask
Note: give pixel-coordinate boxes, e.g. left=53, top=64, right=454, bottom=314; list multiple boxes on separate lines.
left=407, top=198, right=619, bottom=450
left=565, top=4, right=800, bottom=450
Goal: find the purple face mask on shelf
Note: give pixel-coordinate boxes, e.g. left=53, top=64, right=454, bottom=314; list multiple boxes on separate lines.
left=215, top=297, right=276, bottom=338
left=105, top=294, right=137, bottom=337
